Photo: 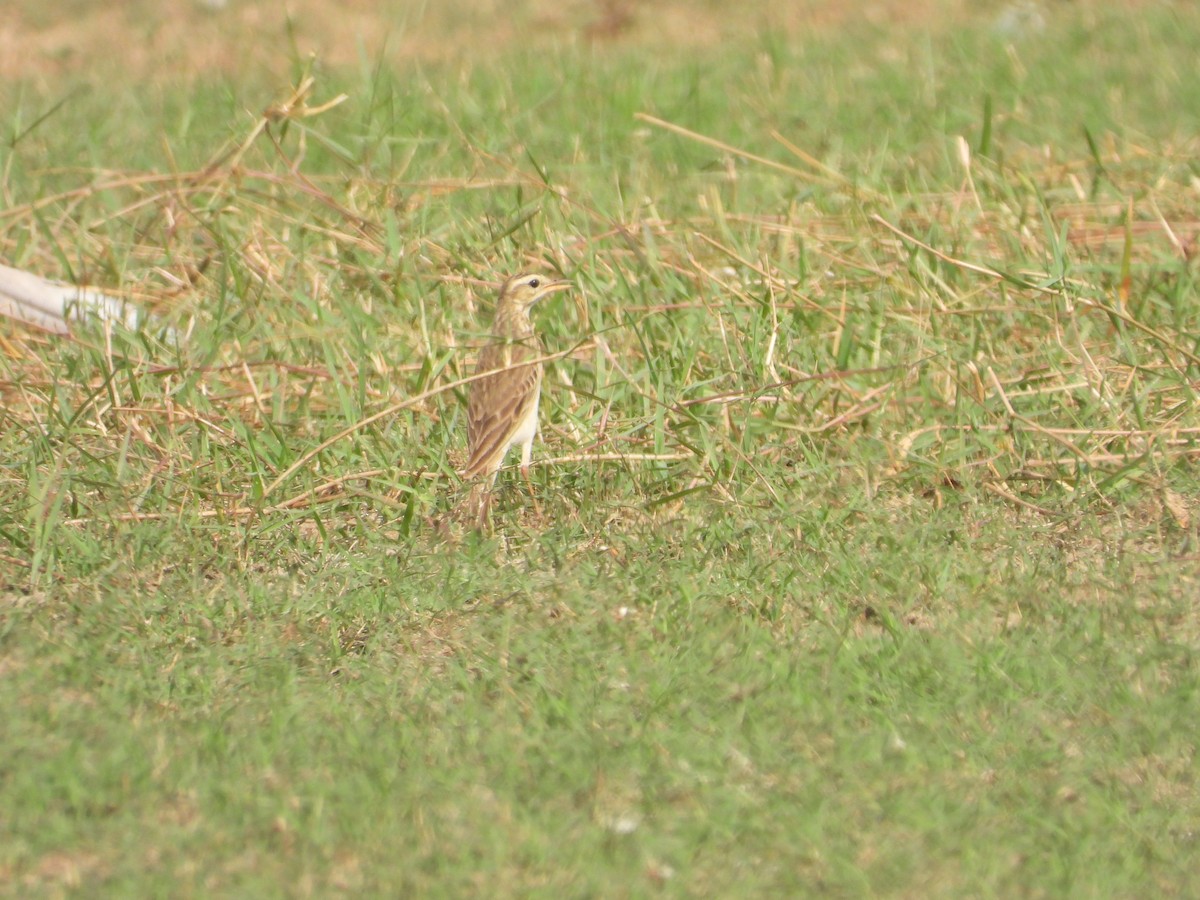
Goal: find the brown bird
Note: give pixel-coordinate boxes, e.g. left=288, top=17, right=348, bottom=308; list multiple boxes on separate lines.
left=465, top=272, right=571, bottom=523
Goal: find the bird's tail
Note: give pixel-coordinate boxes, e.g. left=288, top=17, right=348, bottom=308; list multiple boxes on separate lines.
left=456, top=473, right=497, bottom=530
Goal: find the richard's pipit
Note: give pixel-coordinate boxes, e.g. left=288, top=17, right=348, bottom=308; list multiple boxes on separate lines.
left=464, top=272, right=571, bottom=523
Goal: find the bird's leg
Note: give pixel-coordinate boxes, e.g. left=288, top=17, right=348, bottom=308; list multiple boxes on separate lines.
left=519, top=466, right=543, bottom=517
left=519, top=441, right=542, bottom=516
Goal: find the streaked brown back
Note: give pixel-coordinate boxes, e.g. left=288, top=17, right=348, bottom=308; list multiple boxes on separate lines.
left=464, top=335, right=543, bottom=478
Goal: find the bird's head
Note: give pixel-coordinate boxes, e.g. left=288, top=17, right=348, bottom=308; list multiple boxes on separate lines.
left=491, top=272, right=572, bottom=336
left=496, top=272, right=572, bottom=313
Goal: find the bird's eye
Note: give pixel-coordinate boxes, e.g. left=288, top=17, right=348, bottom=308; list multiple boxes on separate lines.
left=528, top=278, right=540, bottom=289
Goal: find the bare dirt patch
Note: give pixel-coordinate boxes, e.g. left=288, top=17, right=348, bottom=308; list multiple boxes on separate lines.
left=0, top=0, right=1151, bottom=83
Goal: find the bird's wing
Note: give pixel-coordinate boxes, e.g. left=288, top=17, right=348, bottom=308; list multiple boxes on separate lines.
left=465, top=343, right=543, bottom=478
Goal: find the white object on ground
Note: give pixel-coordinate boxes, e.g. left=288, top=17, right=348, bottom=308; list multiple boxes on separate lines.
left=0, top=262, right=145, bottom=335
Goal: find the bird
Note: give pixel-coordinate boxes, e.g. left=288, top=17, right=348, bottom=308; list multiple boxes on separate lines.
left=464, top=272, right=571, bottom=525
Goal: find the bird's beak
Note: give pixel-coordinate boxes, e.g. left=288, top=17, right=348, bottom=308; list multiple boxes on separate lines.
left=531, top=279, right=572, bottom=304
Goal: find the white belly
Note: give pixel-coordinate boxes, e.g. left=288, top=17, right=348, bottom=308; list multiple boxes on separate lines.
left=508, top=392, right=540, bottom=467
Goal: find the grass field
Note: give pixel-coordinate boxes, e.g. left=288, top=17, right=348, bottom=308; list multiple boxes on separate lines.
left=2, top=1, right=1199, bottom=895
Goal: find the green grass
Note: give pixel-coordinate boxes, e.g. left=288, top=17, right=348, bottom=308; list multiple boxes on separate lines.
left=3, top=2, right=1200, bottom=895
